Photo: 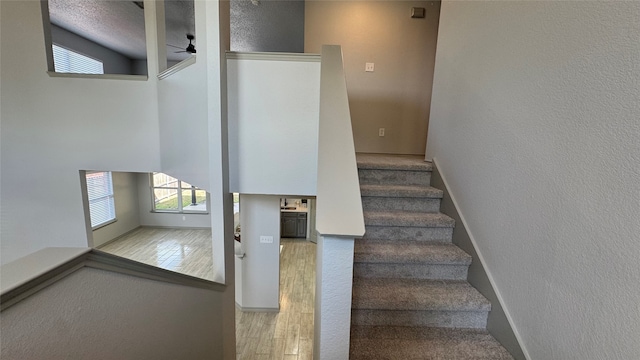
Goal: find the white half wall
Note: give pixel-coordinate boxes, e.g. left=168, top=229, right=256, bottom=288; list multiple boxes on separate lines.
left=0, top=267, right=224, bottom=359
left=227, top=54, right=320, bottom=196
left=0, top=1, right=161, bottom=265
left=235, top=194, right=281, bottom=310
left=314, top=235, right=354, bottom=360
left=427, top=1, right=640, bottom=358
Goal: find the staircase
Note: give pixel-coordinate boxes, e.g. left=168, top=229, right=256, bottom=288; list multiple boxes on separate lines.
left=350, top=153, right=513, bottom=359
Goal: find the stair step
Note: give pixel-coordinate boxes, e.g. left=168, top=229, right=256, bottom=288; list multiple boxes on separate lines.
left=364, top=211, right=455, bottom=228
left=357, top=153, right=432, bottom=171
left=359, top=168, right=432, bottom=187
left=350, top=326, right=514, bottom=360
left=354, top=241, right=471, bottom=280
left=362, top=226, right=454, bottom=242
left=352, top=278, right=490, bottom=312
left=361, top=190, right=442, bottom=213
left=352, top=278, right=490, bottom=328
left=360, top=184, right=443, bottom=198
left=355, top=241, right=470, bottom=265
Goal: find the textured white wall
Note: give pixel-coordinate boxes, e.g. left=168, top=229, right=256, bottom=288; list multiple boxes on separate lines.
left=314, top=235, right=354, bottom=360
left=0, top=1, right=161, bottom=265
left=0, top=267, right=224, bottom=359
left=227, top=57, right=320, bottom=196
left=427, top=1, right=640, bottom=358
left=231, top=0, right=304, bottom=53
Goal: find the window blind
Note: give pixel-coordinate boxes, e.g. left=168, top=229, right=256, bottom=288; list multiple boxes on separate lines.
left=52, top=44, right=104, bottom=74
left=86, top=171, right=115, bottom=228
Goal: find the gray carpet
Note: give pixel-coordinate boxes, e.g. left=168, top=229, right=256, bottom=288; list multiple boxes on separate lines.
left=350, top=153, right=514, bottom=359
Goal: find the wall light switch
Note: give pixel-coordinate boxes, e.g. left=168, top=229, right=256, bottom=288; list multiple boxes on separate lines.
left=379, top=128, right=385, bottom=137
left=260, top=236, right=274, bottom=244
left=365, top=63, right=375, bottom=72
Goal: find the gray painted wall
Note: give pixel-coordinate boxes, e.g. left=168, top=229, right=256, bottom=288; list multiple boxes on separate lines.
left=0, top=267, right=224, bottom=358
left=51, top=24, right=144, bottom=75
left=430, top=163, right=525, bottom=360
left=306, top=1, right=440, bottom=155
left=231, top=0, right=304, bottom=53
left=427, top=1, right=640, bottom=358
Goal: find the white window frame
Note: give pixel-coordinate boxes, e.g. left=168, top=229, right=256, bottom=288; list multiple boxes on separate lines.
left=86, top=171, right=116, bottom=229
left=150, top=173, right=208, bottom=214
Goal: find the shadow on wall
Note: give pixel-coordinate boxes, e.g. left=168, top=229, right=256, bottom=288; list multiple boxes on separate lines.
left=349, top=95, right=430, bottom=155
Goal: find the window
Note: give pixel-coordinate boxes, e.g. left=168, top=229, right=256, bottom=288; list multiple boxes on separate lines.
left=52, top=44, right=104, bottom=74
left=151, top=173, right=208, bottom=213
left=86, top=171, right=115, bottom=228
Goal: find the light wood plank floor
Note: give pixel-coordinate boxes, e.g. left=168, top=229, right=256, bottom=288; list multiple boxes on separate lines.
left=99, top=227, right=215, bottom=280
left=236, top=238, right=316, bottom=360
left=99, top=228, right=316, bottom=359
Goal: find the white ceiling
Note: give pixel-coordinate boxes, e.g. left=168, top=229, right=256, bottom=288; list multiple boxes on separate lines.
left=48, top=0, right=196, bottom=62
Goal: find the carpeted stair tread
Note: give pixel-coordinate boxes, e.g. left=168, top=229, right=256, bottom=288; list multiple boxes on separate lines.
left=360, top=184, right=443, bottom=198
left=354, top=241, right=471, bottom=265
left=350, top=326, right=514, bottom=360
left=352, top=278, right=491, bottom=311
left=364, top=211, right=455, bottom=228
left=357, top=153, right=433, bottom=171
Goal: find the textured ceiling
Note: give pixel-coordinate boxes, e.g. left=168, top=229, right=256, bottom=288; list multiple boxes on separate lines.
left=48, top=0, right=195, bottom=62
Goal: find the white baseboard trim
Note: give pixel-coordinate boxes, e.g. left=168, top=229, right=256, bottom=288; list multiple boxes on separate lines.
left=433, top=157, right=531, bottom=360
left=235, top=303, right=280, bottom=312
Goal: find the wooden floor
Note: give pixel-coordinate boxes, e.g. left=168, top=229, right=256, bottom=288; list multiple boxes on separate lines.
left=99, top=228, right=316, bottom=359
left=236, top=238, right=316, bottom=360
left=99, top=227, right=215, bottom=280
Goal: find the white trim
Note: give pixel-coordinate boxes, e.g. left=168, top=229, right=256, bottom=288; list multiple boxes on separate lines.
left=432, top=157, right=531, bottom=360
left=158, top=56, right=197, bottom=80
left=226, top=51, right=321, bottom=62
left=47, top=71, right=148, bottom=81
left=234, top=304, right=279, bottom=312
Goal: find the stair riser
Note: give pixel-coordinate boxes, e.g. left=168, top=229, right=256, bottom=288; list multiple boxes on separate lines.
left=353, top=263, right=468, bottom=281
left=351, top=309, right=488, bottom=329
left=359, top=169, right=431, bottom=186
left=361, top=197, right=441, bottom=213
left=363, top=226, right=453, bottom=242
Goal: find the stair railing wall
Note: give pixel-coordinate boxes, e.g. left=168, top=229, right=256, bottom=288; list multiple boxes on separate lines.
left=314, top=44, right=366, bottom=360
left=0, top=248, right=227, bottom=358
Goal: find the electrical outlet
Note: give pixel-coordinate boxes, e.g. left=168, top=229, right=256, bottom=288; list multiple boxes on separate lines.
left=260, top=236, right=274, bottom=244
left=379, top=128, right=385, bottom=137
left=365, top=63, right=375, bottom=72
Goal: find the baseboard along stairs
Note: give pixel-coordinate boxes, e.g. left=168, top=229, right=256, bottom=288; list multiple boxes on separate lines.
left=350, top=153, right=513, bottom=359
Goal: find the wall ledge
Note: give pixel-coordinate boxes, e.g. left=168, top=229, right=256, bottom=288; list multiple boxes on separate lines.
left=1, top=247, right=225, bottom=311
left=226, top=51, right=320, bottom=62
left=158, top=56, right=197, bottom=80
left=47, top=71, right=148, bottom=81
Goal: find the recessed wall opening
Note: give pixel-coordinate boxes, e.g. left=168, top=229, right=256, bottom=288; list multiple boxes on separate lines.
left=234, top=195, right=316, bottom=358
left=79, top=170, right=214, bottom=281
left=163, top=0, right=196, bottom=71
left=43, top=0, right=149, bottom=76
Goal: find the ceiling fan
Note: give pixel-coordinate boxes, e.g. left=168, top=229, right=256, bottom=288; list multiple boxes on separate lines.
left=168, top=34, right=196, bottom=54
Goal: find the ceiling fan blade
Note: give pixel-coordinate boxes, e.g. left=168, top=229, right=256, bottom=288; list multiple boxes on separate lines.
left=174, top=50, right=188, bottom=53
left=167, top=44, right=183, bottom=50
